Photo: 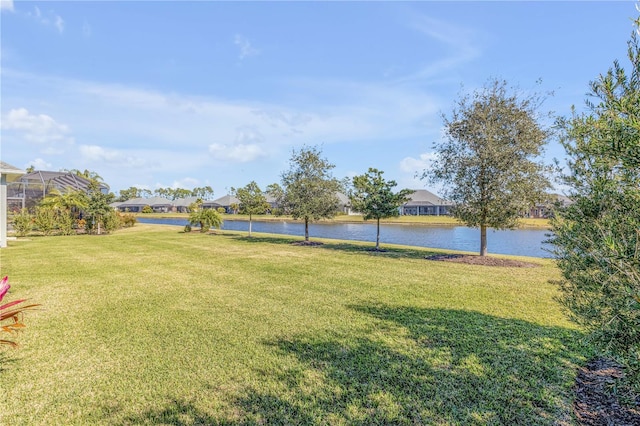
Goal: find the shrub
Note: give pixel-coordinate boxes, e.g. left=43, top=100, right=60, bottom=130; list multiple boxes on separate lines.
left=56, top=211, right=75, bottom=236
left=216, top=207, right=226, bottom=214
left=34, top=207, right=57, bottom=236
left=11, top=209, right=33, bottom=237
left=142, top=205, right=153, bottom=214
left=121, top=213, right=137, bottom=228
left=184, top=224, right=192, bottom=233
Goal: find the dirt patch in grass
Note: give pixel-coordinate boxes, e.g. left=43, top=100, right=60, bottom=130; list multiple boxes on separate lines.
left=574, top=358, right=640, bottom=425
left=290, top=241, right=324, bottom=246
left=425, top=254, right=540, bottom=268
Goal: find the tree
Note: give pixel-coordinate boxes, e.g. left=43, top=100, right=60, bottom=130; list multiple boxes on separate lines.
left=232, top=181, right=267, bottom=237
left=192, top=186, right=214, bottom=200
left=281, top=146, right=341, bottom=242
left=84, top=183, right=116, bottom=235
left=426, top=78, right=552, bottom=256
left=350, top=168, right=412, bottom=250
left=117, top=186, right=147, bottom=202
left=551, top=18, right=640, bottom=362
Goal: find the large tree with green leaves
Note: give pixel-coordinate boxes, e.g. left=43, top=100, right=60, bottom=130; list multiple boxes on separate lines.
left=551, top=18, right=640, bottom=363
left=350, top=168, right=412, bottom=250
left=281, top=146, right=341, bottom=242
left=426, top=78, right=552, bottom=256
left=232, top=181, right=267, bottom=237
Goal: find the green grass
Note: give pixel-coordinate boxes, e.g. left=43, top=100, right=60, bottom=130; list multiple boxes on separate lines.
left=1, top=225, right=587, bottom=425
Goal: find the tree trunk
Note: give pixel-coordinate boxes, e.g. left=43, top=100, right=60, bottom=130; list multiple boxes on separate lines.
left=305, top=218, right=309, bottom=241
left=248, top=214, right=252, bottom=237
left=376, top=218, right=381, bottom=251
left=480, top=224, right=487, bottom=256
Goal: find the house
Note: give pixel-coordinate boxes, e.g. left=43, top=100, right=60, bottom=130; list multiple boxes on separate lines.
left=336, top=192, right=353, bottom=215
left=526, top=194, right=573, bottom=218
left=173, top=196, right=201, bottom=213
left=400, top=190, right=453, bottom=216
left=210, top=194, right=241, bottom=213
left=114, top=197, right=173, bottom=213
left=7, top=170, right=110, bottom=210
left=1, top=161, right=26, bottom=248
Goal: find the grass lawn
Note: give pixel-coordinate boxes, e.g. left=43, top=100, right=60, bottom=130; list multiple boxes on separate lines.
left=1, top=225, right=587, bottom=425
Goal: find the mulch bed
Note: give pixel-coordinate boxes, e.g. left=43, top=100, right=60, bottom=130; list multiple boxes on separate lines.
left=574, top=358, right=640, bottom=425
left=424, top=254, right=540, bottom=268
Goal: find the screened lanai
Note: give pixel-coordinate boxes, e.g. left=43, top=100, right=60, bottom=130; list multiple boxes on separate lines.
left=7, top=170, right=110, bottom=211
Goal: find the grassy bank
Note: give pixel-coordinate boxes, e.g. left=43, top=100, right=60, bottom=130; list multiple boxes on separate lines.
left=1, top=225, right=585, bottom=424
left=136, top=212, right=551, bottom=229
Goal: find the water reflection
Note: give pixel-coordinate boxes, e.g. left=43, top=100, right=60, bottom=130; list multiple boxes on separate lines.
left=137, top=217, right=552, bottom=258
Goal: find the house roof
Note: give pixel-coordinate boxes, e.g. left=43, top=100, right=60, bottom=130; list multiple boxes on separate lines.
left=0, top=162, right=25, bottom=183
left=213, top=194, right=240, bottom=206
left=173, top=196, right=201, bottom=208
left=118, top=196, right=173, bottom=207
left=404, top=189, right=453, bottom=206
left=16, top=170, right=109, bottom=192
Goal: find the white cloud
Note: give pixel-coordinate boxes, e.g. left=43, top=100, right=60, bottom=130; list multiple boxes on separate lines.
left=234, top=34, right=258, bottom=59
left=54, top=15, right=64, bottom=33
left=209, top=143, right=266, bottom=163
left=396, top=14, right=482, bottom=82
left=0, top=0, right=14, bottom=12
left=79, top=144, right=146, bottom=168
left=400, top=151, right=439, bottom=174
left=170, top=177, right=199, bottom=189
left=1, top=108, right=74, bottom=153
left=26, top=6, right=65, bottom=33
left=27, top=158, right=53, bottom=170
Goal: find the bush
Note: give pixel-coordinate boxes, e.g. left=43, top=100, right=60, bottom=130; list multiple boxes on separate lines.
left=216, top=207, right=226, bottom=214
left=184, top=224, right=192, bottom=233
left=551, top=19, right=640, bottom=374
left=11, top=209, right=33, bottom=237
left=56, top=211, right=75, bottom=236
left=102, top=210, right=122, bottom=233
left=34, top=207, right=57, bottom=236
left=142, top=205, right=153, bottom=214
left=121, top=213, right=137, bottom=228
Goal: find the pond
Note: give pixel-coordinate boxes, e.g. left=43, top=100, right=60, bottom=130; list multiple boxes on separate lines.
left=137, top=217, right=553, bottom=258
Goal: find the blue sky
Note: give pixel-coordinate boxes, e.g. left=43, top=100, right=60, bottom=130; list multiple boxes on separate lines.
left=1, top=1, right=638, bottom=197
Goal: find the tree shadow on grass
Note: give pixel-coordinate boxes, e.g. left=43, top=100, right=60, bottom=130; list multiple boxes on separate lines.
left=230, top=305, right=589, bottom=425
left=116, top=398, right=224, bottom=426
left=226, top=233, right=442, bottom=260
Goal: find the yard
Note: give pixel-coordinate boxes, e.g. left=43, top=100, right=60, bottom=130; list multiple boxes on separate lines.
left=1, top=224, right=588, bottom=425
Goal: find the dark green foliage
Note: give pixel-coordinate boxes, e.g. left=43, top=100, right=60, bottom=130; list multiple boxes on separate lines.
left=350, top=168, right=412, bottom=250
left=551, top=19, right=640, bottom=369
left=281, top=146, right=341, bottom=241
left=427, top=78, right=552, bottom=255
